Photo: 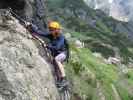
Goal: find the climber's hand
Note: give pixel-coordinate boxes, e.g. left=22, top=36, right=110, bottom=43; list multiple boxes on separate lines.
left=45, top=44, right=49, bottom=49
left=25, top=22, right=32, bottom=32
left=25, top=22, right=31, bottom=27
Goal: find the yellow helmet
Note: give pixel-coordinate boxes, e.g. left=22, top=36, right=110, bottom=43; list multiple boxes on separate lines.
left=48, top=21, right=61, bottom=29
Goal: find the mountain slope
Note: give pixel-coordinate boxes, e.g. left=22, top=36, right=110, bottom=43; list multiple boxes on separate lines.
left=0, top=0, right=132, bottom=100
left=65, top=45, right=133, bottom=100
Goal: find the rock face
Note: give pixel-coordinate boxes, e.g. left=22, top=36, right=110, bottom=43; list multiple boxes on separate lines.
left=0, top=0, right=48, bottom=31
left=0, top=13, right=59, bottom=100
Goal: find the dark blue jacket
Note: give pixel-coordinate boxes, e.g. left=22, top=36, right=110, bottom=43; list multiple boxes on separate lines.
left=31, top=24, right=67, bottom=57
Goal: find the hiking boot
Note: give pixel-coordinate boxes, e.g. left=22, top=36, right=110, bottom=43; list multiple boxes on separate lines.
left=56, top=79, right=69, bottom=88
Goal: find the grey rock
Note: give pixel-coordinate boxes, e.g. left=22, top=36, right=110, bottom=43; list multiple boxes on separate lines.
left=0, top=14, right=59, bottom=100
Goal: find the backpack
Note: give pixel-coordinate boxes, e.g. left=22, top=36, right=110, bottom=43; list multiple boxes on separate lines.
left=64, top=38, right=70, bottom=62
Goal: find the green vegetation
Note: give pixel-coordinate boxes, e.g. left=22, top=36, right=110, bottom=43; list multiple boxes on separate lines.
left=64, top=45, right=133, bottom=99
left=126, top=70, right=133, bottom=81
left=65, top=46, right=119, bottom=99
left=115, top=84, right=131, bottom=100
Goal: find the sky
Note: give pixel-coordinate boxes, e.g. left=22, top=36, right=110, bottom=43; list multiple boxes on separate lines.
left=109, top=0, right=113, bottom=3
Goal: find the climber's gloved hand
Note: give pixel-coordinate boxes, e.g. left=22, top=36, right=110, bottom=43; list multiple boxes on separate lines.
left=46, top=45, right=50, bottom=49
left=25, top=22, right=31, bottom=27
left=25, top=22, right=32, bottom=32
left=45, top=45, right=53, bottom=50
left=46, top=45, right=55, bottom=52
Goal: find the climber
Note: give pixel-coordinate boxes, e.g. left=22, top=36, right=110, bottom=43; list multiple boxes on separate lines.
left=26, top=21, right=69, bottom=86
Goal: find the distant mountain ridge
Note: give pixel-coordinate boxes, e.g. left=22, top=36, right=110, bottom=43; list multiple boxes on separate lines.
left=83, top=0, right=133, bottom=22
